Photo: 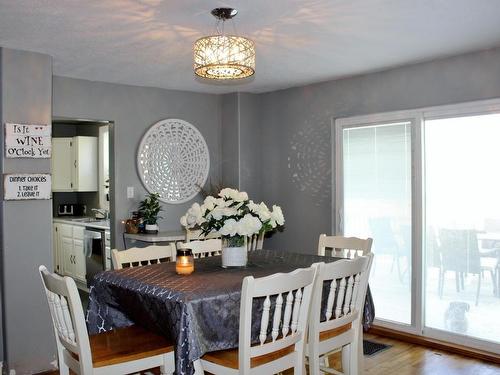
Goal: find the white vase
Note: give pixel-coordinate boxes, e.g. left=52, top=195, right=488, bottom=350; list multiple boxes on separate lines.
left=145, top=223, right=159, bottom=234
left=221, top=246, right=247, bottom=268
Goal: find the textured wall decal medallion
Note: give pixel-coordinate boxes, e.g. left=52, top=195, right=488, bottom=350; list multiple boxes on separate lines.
left=287, top=113, right=332, bottom=206
left=137, top=119, right=210, bottom=204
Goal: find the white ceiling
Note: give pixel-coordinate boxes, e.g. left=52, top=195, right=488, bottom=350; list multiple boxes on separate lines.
left=1, top=0, right=500, bottom=94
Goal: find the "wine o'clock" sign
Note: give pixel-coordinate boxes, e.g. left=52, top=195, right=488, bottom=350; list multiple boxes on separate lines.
left=5, top=123, right=51, bottom=158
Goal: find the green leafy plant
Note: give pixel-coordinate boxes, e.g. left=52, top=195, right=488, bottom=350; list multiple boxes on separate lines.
left=196, top=178, right=223, bottom=199
left=138, top=192, right=163, bottom=225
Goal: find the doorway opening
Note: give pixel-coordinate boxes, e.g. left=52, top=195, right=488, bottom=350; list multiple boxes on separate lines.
left=51, top=117, right=114, bottom=305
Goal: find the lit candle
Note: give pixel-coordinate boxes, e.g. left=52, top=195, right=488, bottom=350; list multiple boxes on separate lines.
left=176, top=249, right=194, bottom=275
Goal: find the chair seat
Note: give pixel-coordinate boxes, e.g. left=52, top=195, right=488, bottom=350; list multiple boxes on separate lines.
left=202, top=344, right=295, bottom=369
left=319, top=323, right=352, bottom=342
left=89, top=325, right=174, bottom=367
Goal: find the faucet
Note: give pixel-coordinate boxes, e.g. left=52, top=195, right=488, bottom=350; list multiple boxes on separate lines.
left=91, top=208, right=109, bottom=220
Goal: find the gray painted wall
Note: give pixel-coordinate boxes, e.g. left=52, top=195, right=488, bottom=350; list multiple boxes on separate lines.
left=219, top=93, right=263, bottom=201
left=239, top=93, right=263, bottom=201
left=258, top=47, right=500, bottom=254
left=220, top=93, right=239, bottom=189
left=52, top=76, right=222, bottom=249
left=0, top=48, right=54, bottom=373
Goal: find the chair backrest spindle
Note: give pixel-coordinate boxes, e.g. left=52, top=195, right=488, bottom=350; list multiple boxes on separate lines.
left=318, top=234, right=373, bottom=258
left=246, top=232, right=265, bottom=251
left=178, top=238, right=222, bottom=258
left=39, top=265, right=93, bottom=374
left=112, top=244, right=176, bottom=269
left=310, top=254, right=374, bottom=339
left=238, top=266, right=317, bottom=374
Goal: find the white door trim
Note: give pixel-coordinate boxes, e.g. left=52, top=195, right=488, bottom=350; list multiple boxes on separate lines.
left=333, top=96, right=500, bottom=353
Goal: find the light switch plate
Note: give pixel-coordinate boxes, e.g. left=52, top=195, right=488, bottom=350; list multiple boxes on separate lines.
left=127, top=186, right=134, bottom=199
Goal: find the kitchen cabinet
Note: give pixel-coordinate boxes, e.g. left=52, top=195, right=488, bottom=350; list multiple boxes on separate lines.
left=52, top=138, right=73, bottom=191
left=105, top=230, right=111, bottom=270
left=72, top=227, right=86, bottom=282
left=53, top=223, right=63, bottom=274
left=54, top=222, right=86, bottom=284
left=51, top=136, right=98, bottom=192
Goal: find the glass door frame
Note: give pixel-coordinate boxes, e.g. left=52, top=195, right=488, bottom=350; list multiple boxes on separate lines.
left=333, top=110, right=423, bottom=336
left=421, top=102, right=500, bottom=354
left=333, top=98, right=500, bottom=353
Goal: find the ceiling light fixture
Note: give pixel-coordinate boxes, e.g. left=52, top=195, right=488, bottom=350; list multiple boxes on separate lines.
left=194, top=8, right=255, bottom=80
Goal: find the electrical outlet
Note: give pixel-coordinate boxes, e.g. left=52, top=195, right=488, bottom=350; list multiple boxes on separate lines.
left=127, top=186, right=134, bottom=199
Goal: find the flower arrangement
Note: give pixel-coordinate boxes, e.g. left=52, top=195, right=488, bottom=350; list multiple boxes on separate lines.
left=180, top=188, right=284, bottom=247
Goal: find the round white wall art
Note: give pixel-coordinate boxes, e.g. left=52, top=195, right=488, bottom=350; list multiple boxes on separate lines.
left=137, top=118, right=210, bottom=204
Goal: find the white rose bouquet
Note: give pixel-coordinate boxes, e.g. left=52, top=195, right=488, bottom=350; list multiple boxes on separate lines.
left=180, top=188, right=285, bottom=247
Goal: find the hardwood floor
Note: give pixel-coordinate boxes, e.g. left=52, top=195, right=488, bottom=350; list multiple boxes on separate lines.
left=42, top=333, right=500, bottom=374
left=357, top=334, right=500, bottom=375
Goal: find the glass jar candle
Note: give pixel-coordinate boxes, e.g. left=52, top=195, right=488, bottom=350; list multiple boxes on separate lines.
left=176, top=249, right=194, bottom=275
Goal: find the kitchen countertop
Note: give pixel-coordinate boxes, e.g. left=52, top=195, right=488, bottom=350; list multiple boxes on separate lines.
left=123, top=230, right=186, bottom=242
left=53, top=216, right=110, bottom=231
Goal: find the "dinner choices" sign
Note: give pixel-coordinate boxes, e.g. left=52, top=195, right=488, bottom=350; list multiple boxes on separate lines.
left=4, top=174, right=52, bottom=200
left=5, top=123, right=51, bottom=158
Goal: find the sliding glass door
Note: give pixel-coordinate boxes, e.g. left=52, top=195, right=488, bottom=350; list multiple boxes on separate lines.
left=340, top=121, right=413, bottom=326
left=336, top=100, right=500, bottom=353
left=424, top=113, right=500, bottom=349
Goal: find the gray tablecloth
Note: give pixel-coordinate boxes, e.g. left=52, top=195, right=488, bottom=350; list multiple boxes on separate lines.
left=86, top=250, right=374, bottom=375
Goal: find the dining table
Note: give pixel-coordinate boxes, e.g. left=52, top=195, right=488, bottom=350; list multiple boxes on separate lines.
left=86, top=249, right=375, bottom=375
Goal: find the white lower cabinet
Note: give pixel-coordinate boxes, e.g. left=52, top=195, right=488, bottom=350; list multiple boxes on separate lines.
left=53, top=224, right=62, bottom=274
left=73, top=227, right=86, bottom=282
left=105, top=230, right=111, bottom=270
left=53, top=222, right=86, bottom=284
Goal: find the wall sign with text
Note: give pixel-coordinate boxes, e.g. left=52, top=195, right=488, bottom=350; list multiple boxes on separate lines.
left=5, top=123, right=51, bottom=158
left=4, top=174, right=51, bottom=200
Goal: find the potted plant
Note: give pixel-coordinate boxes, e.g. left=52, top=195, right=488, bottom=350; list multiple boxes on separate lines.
left=180, top=188, right=285, bottom=267
left=139, top=192, right=163, bottom=234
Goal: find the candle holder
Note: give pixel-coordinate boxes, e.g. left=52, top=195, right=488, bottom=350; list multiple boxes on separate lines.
left=176, top=249, right=194, bottom=275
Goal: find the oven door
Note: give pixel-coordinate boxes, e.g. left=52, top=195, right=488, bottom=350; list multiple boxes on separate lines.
left=84, top=228, right=105, bottom=287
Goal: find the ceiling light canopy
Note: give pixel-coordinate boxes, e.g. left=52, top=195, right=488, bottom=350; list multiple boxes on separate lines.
left=194, top=8, right=255, bottom=80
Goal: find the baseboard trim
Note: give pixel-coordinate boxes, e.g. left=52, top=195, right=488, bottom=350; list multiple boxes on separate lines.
left=368, top=325, right=500, bottom=364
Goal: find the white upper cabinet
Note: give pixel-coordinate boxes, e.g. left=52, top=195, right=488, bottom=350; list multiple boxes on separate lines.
left=72, top=136, right=98, bottom=191
left=52, top=138, right=73, bottom=191
left=52, top=136, right=98, bottom=192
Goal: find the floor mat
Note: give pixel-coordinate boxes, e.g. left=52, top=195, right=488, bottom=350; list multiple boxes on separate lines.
left=363, top=339, right=392, bottom=356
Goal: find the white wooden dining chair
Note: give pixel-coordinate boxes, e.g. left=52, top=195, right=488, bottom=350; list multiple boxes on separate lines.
left=112, top=244, right=176, bottom=269
left=306, top=254, right=374, bottom=375
left=38, top=265, right=175, bottom=375
left=246, top=232, right=265, bottom=251
left=178, top=238, right=222, bottom=258
left=318, top=234, right=373, bottom=258
left=201, top=266, right=317, bottom=375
